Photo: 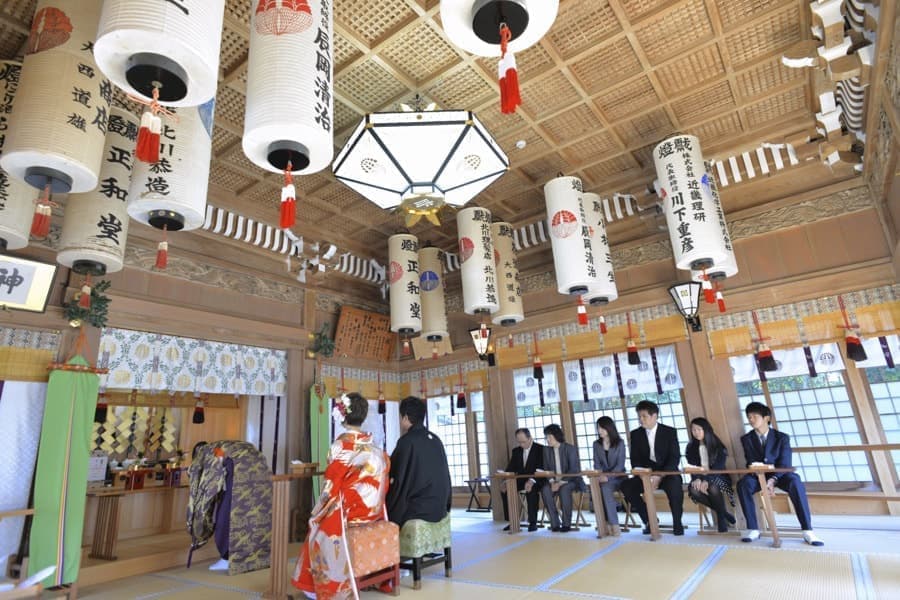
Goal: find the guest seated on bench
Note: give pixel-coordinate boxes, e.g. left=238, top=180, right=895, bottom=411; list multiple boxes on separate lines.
left=386, top=396, right=453, bottom=528
left=291, top=393, right=391, bottom=598
left=737, top=402, right=823, bottom=546
left=619, top=400, right=685, bottom=535
left=539, top=424, right=585, bottom=532
left=501, top=427, right=544, bottom=532
left=592, top=417, right=626, bottom=534
left=685, top=417, right=735, bottom=532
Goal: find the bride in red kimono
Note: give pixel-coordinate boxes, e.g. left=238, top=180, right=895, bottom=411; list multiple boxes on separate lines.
left=292, top=392, right=390, bottom=599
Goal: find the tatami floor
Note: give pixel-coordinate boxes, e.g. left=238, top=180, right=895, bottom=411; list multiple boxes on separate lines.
left=78, top=509, right=900, bottom=600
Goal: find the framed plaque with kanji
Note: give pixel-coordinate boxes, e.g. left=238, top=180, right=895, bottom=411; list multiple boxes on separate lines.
left=333, top=306, right=396, bottom=361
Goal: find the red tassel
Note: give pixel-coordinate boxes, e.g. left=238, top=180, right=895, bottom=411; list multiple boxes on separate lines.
left=599, top=315, right=608, bottom=334
left=135, top=110, right=161, bottom=164
left=78, top=282, right=91, bottom=309
left=508, top=334, right=513, bottom=349
left=716, top=290, right=726, bottom=313
left=280, top=162, right=296, bottom=229
left=498, top=24, right=521, bottom=115
left=577, top=296, right=588, bottom=325
left=627, top=339, right=640, bottom=365
left=702, top=275, right=714, bottom=304
left=155, top=241, right=168, bottom=269
left=402, top=339, right=411, bottom=356
left=432, top=344, right=438, bottom=359
left=30, top=204, right=51, bottom=238
left=480, top=322, right=488, bottom=338
left=756, top=343, right=777, bottom=371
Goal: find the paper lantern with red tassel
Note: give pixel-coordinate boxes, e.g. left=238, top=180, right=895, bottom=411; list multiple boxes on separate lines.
left=0, top=59, right=34, bottom=252
left=498, top=24, right=520, bottom=114
left=135, top=103, right=162, bottom=164
left=576, top=296, right=588, bottom=326
left=702, top=272, right=715, bottom=304
left=280, top=162, right=296, bottom=229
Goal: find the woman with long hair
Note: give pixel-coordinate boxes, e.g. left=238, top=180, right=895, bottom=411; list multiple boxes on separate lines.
left=292, top=393, right=390, bottom=599
left=685, top=417, right=735, bottom=532
left=592, top=416, right=626, bottom=535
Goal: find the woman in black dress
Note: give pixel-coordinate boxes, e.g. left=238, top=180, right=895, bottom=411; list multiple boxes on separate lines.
left=685, top=417, right=735, bottom=532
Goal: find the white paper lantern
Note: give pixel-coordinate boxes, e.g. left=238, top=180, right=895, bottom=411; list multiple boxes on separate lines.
left=58, top=108, right=139, bottom=275
left=94, top=0, right=225, bottom=107
left=457, top=207, right=499, bottom=315
left=691, top=252, right=737, bottom=282
left=703, top=160, right=736, bottom=272
left=419, top=246, right=448, bottom=341
left=243, top=0, right=333, bottom=175
left=0, top=0, right=109, bottom=194
left=491, top=221, right=524, bottom=325
left=544, top=175, right=598, bottom=295
left=388, top=234, right=422, bottom=334
left=653, top=135, right=730, bottom=271
left=440, top=0, right=559, bottom=57
left=0, top=61, right=34, bottom=251
left=127, top=99, right=215, bottom=231
left=581, top=192, right=618, bottom=305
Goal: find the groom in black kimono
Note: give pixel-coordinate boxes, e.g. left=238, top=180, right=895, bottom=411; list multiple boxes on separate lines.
left=386, top=396, right=453, bottom=526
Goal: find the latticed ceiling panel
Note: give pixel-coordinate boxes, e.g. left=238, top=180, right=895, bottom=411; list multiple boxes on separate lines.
left=219, top=26, right=249, bottom=76
left=734, top=56, right=806, bottom=101
left=381, top=22, right=458, bottom=83
left=547, top=0, right=623, bottom=60
left=561, top=131, right=621, bottom=165
left=723, top=4, right=802, bottom=68
left=594, top=76, right=661, bottom=122
left=336, top=59, right=408, bottom=111
left=654, top=44, right=727, bottom=97
left=334, top=99, right=361, bottom=133
left=716, top=0, right=795, bottom=31
left=583, top=154, right=638, bottom=184
left=335, top=0, right=417, bottom=46
left=569, top=37, right=643, bottom=96
left=671, top=80, right=737, bottom=125
left=539, top=103, right=604, bottom=145
left=426, top=65, right=495, bottom=110
left=519, top=71, right=582, bottom=120
left=212, top=128, right=240, bottom=156
left=634, top=0, right=715, bottom=65
left=519, top=152, right=570, bottom=185
left=498, top=129, right=552, bottom=165
left=322, top=213, right=366, bottom=238
left=215, top=85, right=246, bottom=130
left=334, top=31, right=364, bottom=70
left=615, top=109, right=676, bottom=148
left=210, top=164, right=256, bottom=194
left=688, top=112, right=745, bottom=146
left=744, top=85, right=808, bottom=127
left=224, top=1, right=252, bottom=28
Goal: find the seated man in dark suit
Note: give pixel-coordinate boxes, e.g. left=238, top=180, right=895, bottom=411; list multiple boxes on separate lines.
left=386, top=396, right=453, bottom=528
left=619, top=400, right=685, bottom=535
left=500, top=427, right=544, bottom=532
left=737, top=401, right=823, bottom=546
left=539, top=424, right=585, bottom=532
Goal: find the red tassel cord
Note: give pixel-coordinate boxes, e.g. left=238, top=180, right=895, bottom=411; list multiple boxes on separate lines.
left=78, top=275, right=91, bottom=309
left=508, top=334, right=514, bottom=349
left=498, top=23, right=521, bottom=115
left=599, top=314, right=607, bottom=335
left=131, top=86, right=177, bottom=164
left=838, top=295, right=868, bottom=361
left=155, top=225, right=168, bottom=270
left=702, top=270, right=715, bottom=304
left=752, top=311, right=777, bottom=371
left=576, top=296, right=588, bottom=326
left=401, top=338, right=411, bottom=356
left=532, top=332, right=543, bottom=380
left=30, top=184, right=53, bottom=239
left=715, top=284, right=726, bottom=313
left=280, top=161, right=296, bottom=229
left=626, top=313, right=640, bottom=365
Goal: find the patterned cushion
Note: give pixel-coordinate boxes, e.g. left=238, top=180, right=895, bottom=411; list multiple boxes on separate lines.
left=399, top=514, right=451, bottom=557
left=347, top=520, right=400, bottom=576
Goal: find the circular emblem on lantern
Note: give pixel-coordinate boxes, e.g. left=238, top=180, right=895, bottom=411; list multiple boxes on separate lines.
left=591, top=382, right=602, bottom=393
left=626, top=378, right=638, bottom=390
left=547, top=388, right=557, bottom=399
left=420, top=270, right=440, bottom=292
left=459, top=237, right=475, bottom=262
left=525, top=377, right=534, bottom=387
left=818, top=352, right=835, bottom=366
left=664, top=373, right=677, bottom=385
left=567, top=371, right=578, bottom=382
left=602, top=366, right=612, bottom=378
left=550, top=210, right=578, bottom=239
left=389, top=261, right=403, bottom=284
left=255, top=0, right=313, bottom=36
left=27, top=7, right=73, bottom=54
left=638, top=361, right=649, bottom=372
left=516, top=392, right=526, bottom=403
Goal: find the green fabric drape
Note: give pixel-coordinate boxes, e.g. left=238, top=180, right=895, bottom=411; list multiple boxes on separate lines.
left=28, top=355, right=99, bottom=587
left=309, top=385, right=329, bottom=499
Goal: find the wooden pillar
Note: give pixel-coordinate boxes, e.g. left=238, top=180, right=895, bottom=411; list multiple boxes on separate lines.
left=840, top=346, right=900, bottom=514
left=57, top=323, right=102, bottom=364
left=555, top=362, right=576, bottom=447
left=285, top=349, right=316, bottom=539
left=484, top=367, right=516, bottom=520
left=676, top=335, right=745, bottom=468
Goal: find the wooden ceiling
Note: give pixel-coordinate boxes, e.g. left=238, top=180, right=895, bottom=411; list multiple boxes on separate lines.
left=0, top=0, right=867, bottom=296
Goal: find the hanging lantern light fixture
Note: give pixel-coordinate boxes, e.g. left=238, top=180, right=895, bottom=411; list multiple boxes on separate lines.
left=490, top=221, right=524, bottom=326
left=581, top=191, right=618, bottom=309
left=94, top=0, right=225, bottom=107
left=457, top=207, right=500, bottom=317
left=388, top=233, right=422, bottom=347
left=653, top=135, right=731, bottom=273
left=469, top=325, right=492, bottom=359
left=334, top=102, right=508, bottom=227
left=545, top=175, right=600, bottom=296
left=419, top=244, right=449, bottom=349
left=668, top=281, right=703, bottom=332
left=58, top=108, right=140, bottom=276
left=0, top=60, right=33, bottom=252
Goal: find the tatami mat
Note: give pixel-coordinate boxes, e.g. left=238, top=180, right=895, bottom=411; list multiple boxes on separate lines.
left=549, top=541, right=713, bottom=600
left=690, top=546, right=855, bottom=600
left=73, top=574, right=190, bottom=599
left=450, top=530, right=534, bottom=567
left=453, top=536, right=615, bottom=588
left=866, top=554, right=900, bottom=600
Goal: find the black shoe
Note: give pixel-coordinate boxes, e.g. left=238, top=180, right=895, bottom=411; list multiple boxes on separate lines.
left=560, top=526, right=571, bottom=532
left=502, top=524, right=511, bottom=531
left=550, top=526, right=561, bottom=532
left=528, top=524, right=538, bottom=532
left=724, top=512, right=736, bottom=525
left=717, top=522, right=729, bottom=533
left=642, top=525, right=652, bottom=535
left=673, top=524, right=685, bottom=536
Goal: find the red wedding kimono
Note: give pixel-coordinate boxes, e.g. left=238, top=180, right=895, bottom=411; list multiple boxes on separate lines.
left=291, top=430, right=390, bottom=599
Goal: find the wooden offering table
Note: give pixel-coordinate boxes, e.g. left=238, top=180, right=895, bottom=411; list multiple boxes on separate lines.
left=86, top=484, right=188, bottom=561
